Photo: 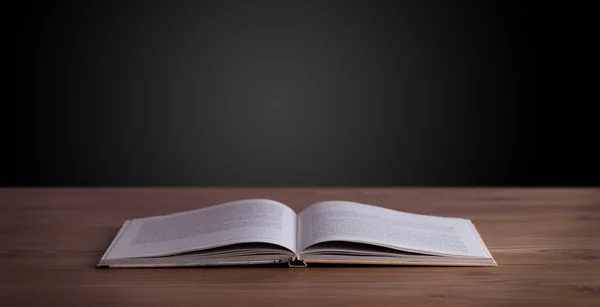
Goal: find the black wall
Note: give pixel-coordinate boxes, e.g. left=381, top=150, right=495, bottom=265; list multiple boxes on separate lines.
left=5, top=1, right=598, bottom=186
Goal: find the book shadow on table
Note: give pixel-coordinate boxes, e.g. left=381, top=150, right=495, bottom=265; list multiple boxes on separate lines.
left=94, top=263, right=471, bottom=269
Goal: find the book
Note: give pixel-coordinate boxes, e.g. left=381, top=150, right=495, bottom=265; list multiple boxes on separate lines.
left=97, top=199, right=496, bottom=268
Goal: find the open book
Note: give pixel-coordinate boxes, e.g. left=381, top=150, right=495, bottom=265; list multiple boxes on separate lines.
left=97, top=199, right=496, bottom=268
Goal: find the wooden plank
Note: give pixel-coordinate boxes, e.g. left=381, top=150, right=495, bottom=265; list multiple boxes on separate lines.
left=1, top=188, right=599, bottom=306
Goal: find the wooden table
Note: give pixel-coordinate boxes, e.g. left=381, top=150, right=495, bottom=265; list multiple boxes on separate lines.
left=1, top=188, right=599, bottom=306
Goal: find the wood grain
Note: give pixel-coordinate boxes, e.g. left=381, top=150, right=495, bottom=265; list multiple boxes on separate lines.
left=1, top=188, right=599, bottom=306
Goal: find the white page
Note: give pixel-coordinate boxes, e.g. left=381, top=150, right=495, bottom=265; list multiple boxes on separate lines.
left=297, top=201, right=491, bottom=258
left=104, top=199, right=297, bottom=259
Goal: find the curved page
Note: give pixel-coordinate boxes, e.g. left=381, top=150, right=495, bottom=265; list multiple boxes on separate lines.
left=297, top=201, right=492, bottom=258
left=104, top=199, right=297, bottom=260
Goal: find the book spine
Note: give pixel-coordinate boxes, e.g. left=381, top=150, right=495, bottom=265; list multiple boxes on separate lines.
left=287, top=259, right=307, bottom=267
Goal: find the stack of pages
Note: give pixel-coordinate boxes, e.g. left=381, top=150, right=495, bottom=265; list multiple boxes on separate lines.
left=98, top=199, right=496, bottom=268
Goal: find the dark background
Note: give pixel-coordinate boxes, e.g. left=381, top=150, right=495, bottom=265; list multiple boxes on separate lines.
left=5, top=0, right=598, bottom=187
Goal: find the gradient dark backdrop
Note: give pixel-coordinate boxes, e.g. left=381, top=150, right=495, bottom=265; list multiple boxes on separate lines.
left=5, top=0, right=598, bottom=186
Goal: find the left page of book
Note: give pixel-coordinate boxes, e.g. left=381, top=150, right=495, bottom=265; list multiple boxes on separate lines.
left=102, top=199, right=298, bottom=260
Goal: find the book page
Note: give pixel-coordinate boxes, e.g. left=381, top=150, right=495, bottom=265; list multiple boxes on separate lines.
left=297, top=201, right=491, bottom=258
left=104, top=199, right=297, bottom=259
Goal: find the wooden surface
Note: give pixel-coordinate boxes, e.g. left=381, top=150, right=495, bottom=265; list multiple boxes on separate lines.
left=1, top=188, right=599, bottom=306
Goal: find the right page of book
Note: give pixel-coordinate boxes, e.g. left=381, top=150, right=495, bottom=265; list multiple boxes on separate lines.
left=297, top=201, right=491, bottom=258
